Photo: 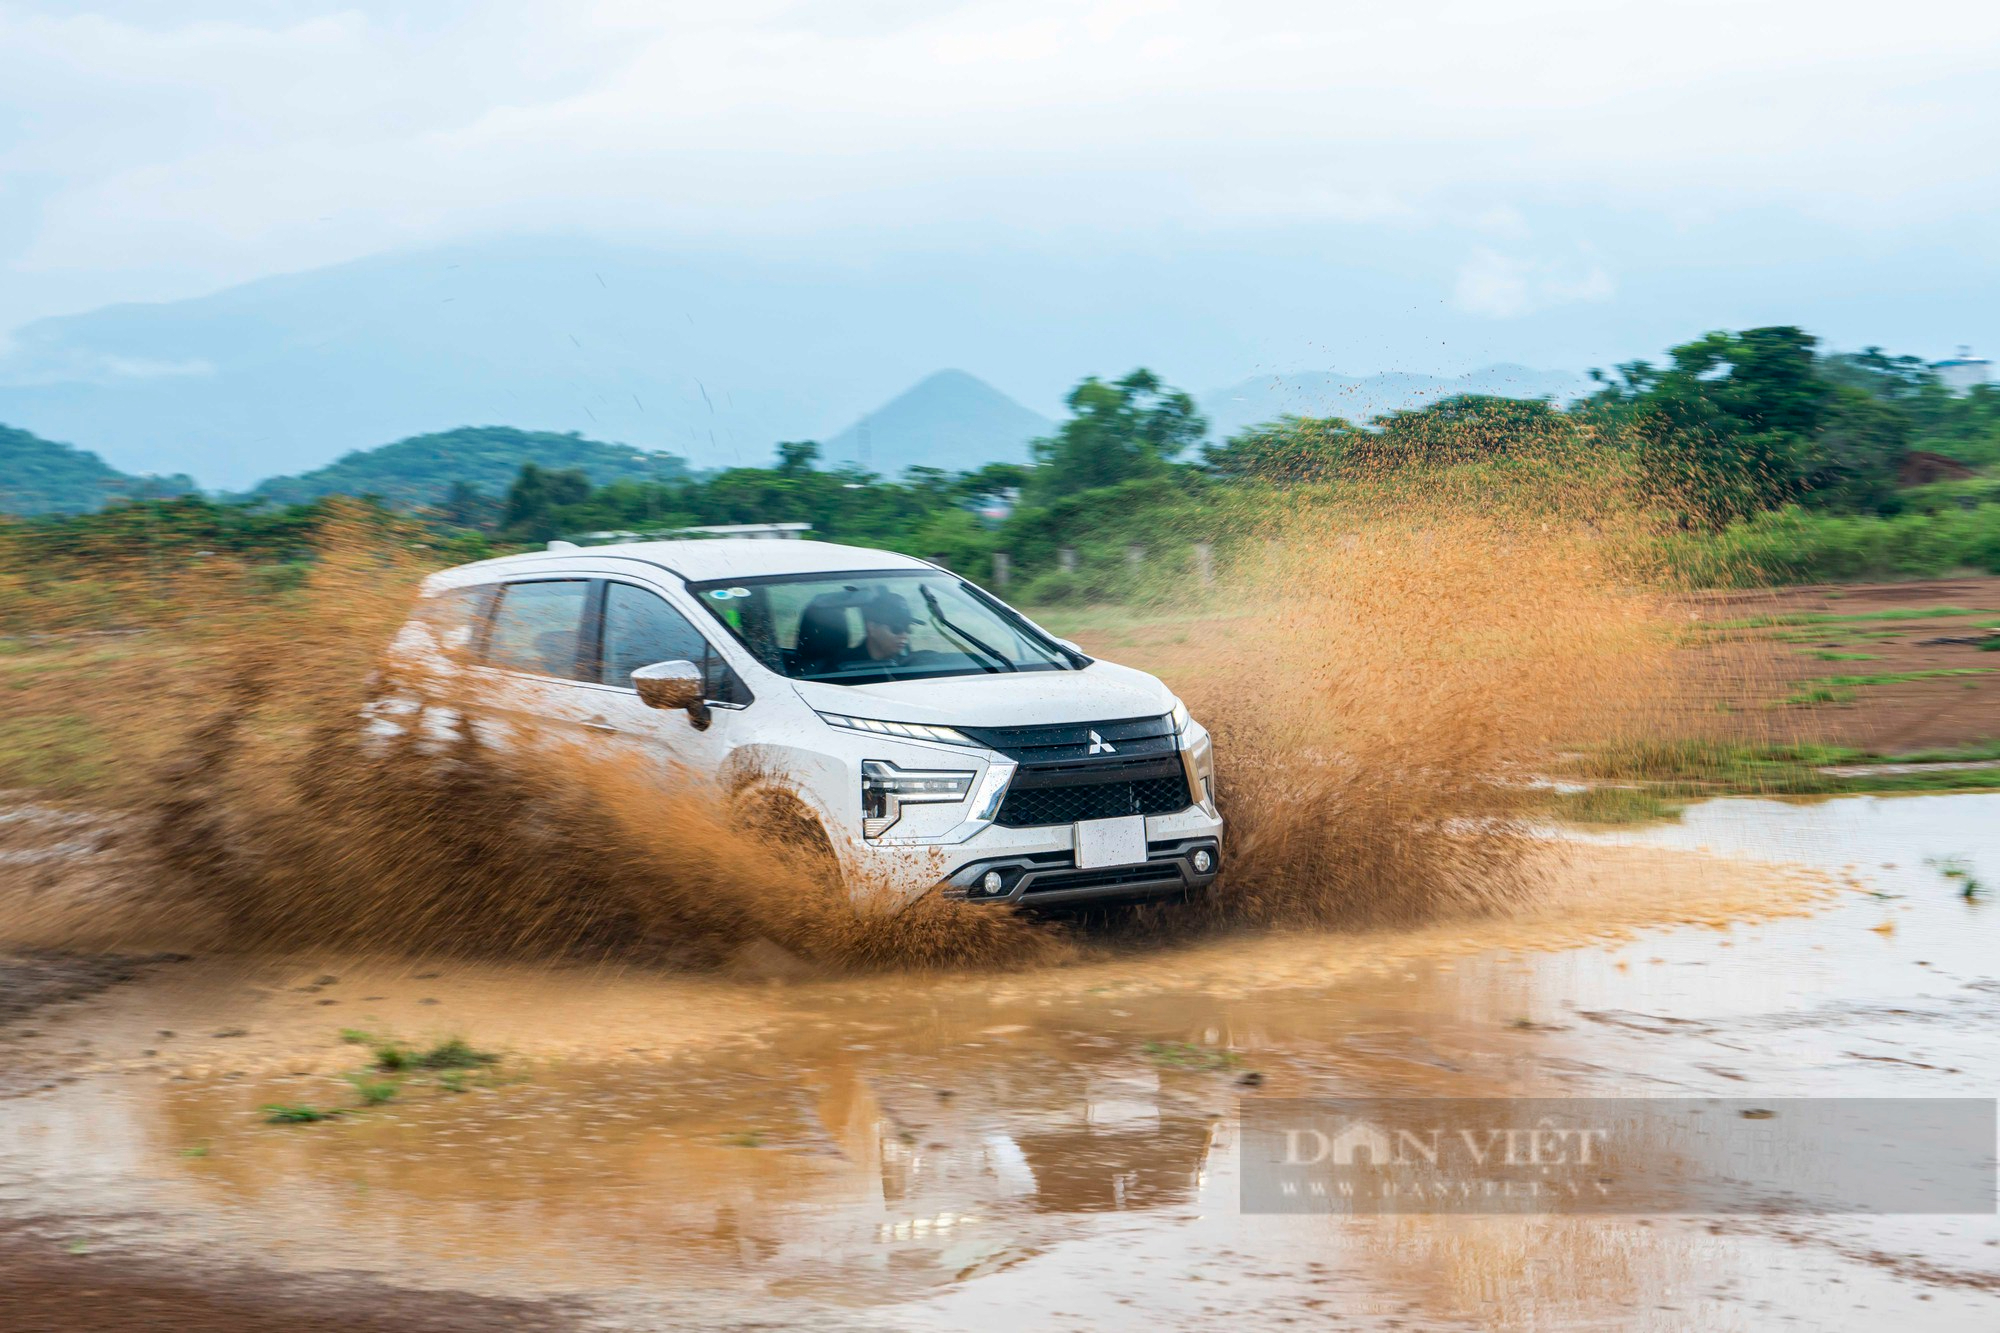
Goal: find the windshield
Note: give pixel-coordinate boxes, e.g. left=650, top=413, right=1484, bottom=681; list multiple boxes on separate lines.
left=686, top=569, right=1079, bottom=685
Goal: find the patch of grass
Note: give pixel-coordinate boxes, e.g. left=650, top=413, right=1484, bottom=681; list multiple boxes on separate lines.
left=1805, top=650, right=1878, bottom=661
left=369, top=1035, right=498, bottom=1073
left=1781, top=683, right=1854, bottom=706
left=1558, top=738, right=2000, bottom=798
left=338, top=1028, right=374, bottom=1045
left=263, top=1104, right=340, bottom=1124
left=1779, top=668, right=1994, bottom=707
left=416, top=1037, right=499, bottom=1070
left=437, top=1070, right=469, bottom=1094
left=1716, top=607, right=2000, bottom=629
left=179, top=1142, right=211, bottom=1159
left=1830, top=768, right=2000, bottom=795
left=1142, top=1040, right=1242, bottom=1071
left=722, top=1131, right=766, bottom=1148
left=371, top=1042, right=414, bottom=1072
left=1823, top=669, right=1994, bottom=686
left=1886, top=740, right=2000, bottom=763
left=345, top=1074, right=399, bottom=1106
left=0, top=712, right=111, bottom=795
left=1545, top=787, right=1684, bottom=826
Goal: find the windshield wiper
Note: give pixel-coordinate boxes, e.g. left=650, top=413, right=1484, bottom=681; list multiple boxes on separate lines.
left=920, top=586, right=1016, bottom=673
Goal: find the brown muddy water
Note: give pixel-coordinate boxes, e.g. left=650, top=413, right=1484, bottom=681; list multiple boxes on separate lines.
left=2, top=795, right=1997, bottom=1331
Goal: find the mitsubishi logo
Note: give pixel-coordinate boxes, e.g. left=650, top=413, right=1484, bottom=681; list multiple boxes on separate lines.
left=1087, top=729, right=1116, bottom=756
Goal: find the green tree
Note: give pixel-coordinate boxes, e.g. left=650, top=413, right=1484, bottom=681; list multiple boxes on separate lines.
left=501, top=463, right=592, bottom=541
left=1026, top=370, right=1205, bottom=500
left=1809, top=385, right=1911, bottom=514
left=775, top=440, right=821, bottom=475
left=1633, top=327, right=1831, bottom=526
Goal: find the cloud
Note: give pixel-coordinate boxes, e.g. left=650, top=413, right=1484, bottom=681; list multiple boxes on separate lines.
left=1, top=1, right=1996, bottom=326
left=1452, top=248, right=1614, bottom=320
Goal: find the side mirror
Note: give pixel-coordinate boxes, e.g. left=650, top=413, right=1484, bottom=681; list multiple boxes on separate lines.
left=632, top=660, right=711, bottom=729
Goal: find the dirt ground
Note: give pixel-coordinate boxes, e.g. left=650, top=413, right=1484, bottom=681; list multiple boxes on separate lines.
left=1690, top=576, right=2000, bottom=754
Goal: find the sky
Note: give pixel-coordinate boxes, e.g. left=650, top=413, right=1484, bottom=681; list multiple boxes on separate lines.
left=3, top=0, right=1998, bottom=384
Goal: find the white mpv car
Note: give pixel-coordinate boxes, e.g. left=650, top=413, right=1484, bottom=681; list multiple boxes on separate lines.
left=388, top=538, right=1222, bottom=910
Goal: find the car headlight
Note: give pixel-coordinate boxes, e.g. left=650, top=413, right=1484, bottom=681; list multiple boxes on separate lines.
left=861, top=760, right=975, bottom=839
left=1169, top=698, right=1191, bottom=735
left=819, top=711, right=975, bottom=746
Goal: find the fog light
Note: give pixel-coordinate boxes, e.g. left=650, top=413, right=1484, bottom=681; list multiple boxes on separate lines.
left=980, top=870, right=1005, bottom=894
left=1192, top=849, right=1213, bottom=873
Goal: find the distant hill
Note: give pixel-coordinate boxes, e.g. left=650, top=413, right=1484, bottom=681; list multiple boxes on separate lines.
left=822, top=370, right=1054, bottom=475
left=1201, top=364, right=1587, bottom=441
left=0, top=423, right=197, bottom=516
left=248, top=426, right=692, bottom=508
left=0, top=238, right=1045, bottom=489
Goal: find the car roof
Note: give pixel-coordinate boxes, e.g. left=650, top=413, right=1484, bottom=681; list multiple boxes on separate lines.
left=423, top=538, right=933, bottom=591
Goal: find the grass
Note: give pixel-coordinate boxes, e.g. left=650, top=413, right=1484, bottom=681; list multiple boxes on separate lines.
left=1714, top=607, right=2000, bottom=630
left=1885, top=740, right=2000, bottom=763
left=1142, top=1040, right=1242, bottom=1071
left=1544, top=787, right=1684, bottom=825
left=345, top=1074, right=399, bottom=1106
left=413, top=1037, right=499, bottom=1070
left=1779, top=668, right=1994, bottom=707
left=371, top=1041, right=414, bottom=1072
left=1565, top=738, right=2000, bottom=798
left=1805, top=650, right=1878, bottom=661
left=368, top=1033, right=500, bottom=1078
left=263, top=1104, right=340, bottom=1124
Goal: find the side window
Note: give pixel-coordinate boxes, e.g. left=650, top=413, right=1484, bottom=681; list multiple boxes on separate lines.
left=602, top=583, right=752, bottom=705
left=602, top=583, right=708, bottom=683
left=485, top=580, right=592, bottom=680
left=416, top=584, right=495, bottom=659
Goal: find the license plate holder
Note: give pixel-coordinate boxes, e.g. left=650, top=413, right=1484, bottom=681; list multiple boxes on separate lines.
left=1074, top=815, right=1148, bottom=869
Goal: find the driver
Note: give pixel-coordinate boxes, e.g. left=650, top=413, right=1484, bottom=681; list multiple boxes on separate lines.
left=854, top=589, right=914, bottom=663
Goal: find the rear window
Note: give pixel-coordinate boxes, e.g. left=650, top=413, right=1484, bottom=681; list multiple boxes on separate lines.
left=484, top=580, right=593, bottom=680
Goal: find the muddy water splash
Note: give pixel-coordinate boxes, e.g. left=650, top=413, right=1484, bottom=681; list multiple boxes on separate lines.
left=6, top=478, right=1695, bottom=968
left=1177, top=481, right=1685, bottom=931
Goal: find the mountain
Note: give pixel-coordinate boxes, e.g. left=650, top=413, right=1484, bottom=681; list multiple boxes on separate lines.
left=821, top=370, right=1053, bottom=475
left=248, top=426, right=691, bottom=509
left=0, top=423, right=197, bottom=516
left=0, top=238, right=977, bottom=490
left=1200, top=364, right=1588, bottom=441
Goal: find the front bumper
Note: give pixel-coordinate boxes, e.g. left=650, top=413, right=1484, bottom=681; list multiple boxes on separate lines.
left=940, top=835, right=1222, bottom=908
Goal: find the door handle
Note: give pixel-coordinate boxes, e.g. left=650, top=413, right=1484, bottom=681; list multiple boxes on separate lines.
left=582, top=717, right=618, bottom=733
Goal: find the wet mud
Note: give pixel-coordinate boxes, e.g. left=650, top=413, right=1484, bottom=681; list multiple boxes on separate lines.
left=5, top=796, right=1996, bottom=1329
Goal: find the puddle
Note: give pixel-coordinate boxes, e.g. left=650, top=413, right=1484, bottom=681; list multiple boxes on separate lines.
left=1, top=796, right=1995, bottom=1329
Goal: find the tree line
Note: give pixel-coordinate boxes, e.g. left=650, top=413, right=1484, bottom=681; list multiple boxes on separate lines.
left=6, top=326, right=1996, bottom=598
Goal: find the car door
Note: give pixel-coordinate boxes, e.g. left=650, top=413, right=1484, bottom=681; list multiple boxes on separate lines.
left=467, top=577, right=605, bottom=750
left=578, top=576, right=753, bottom=783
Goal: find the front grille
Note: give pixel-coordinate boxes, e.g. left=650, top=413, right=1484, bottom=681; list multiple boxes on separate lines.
left=960, top=714, right=1177, bottom=763
left=1020, top=861, right=1186, bottom=895
left=994, top=772, right=1191, bottom=828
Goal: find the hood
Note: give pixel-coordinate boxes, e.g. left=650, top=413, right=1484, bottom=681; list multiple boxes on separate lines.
left=787, top=660, right=1176, bottom=730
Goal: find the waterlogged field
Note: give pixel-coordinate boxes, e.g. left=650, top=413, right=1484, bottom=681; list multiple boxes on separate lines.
left=3, top=506, right=1998, bottom=1330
